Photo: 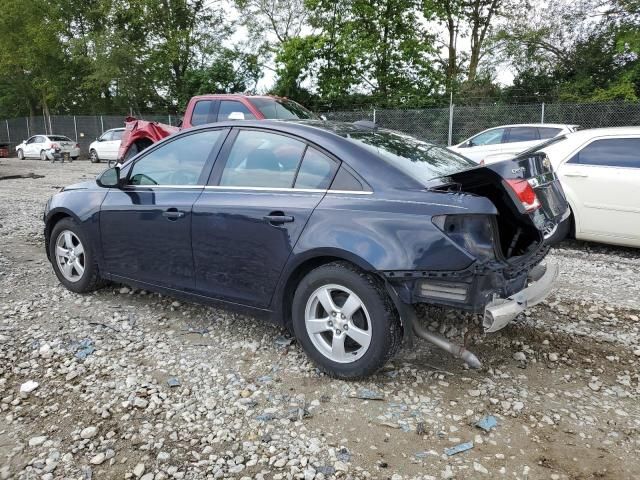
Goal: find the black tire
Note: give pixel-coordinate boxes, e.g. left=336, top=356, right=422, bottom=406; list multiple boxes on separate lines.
left=89, top=150, right=99, bottom=163
left=71, top=156, right=78, bottom=161
left=49, top=217, right=103, bottom=293
left=17, top=149, right=24, bottom=160
left=291, top=261, right=402, bottom=379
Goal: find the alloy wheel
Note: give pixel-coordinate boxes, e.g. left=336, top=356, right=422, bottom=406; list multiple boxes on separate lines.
left=304, top=284, right=372, bottom=363
left=55, top=230, right=85, bottom=282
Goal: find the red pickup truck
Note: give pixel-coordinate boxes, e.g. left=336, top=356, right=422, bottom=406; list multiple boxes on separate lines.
left=117, top=94, right=319, bottom=162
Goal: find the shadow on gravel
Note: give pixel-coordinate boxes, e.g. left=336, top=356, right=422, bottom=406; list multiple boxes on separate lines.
left=0, top=173, right=44, bottom=181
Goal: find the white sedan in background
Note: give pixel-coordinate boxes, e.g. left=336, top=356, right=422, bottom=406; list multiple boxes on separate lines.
left=449, top=123, right=578, bottom=163
left=89, top=128, right=124, bottom=163
left=16, top=135, right=80, bottom=161
left=510, top=127, right=640, bottom=248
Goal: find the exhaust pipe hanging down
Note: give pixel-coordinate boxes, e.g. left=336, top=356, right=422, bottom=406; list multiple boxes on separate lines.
left=412, top=320, right=483, bottom=369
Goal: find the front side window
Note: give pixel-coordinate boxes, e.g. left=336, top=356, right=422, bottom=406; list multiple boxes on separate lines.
left=26, top=137, right=36, bottom=144
left=129, top=130, right=223, bottom=186
left=506, top=127, right=539, bottom=143
left=100, top=131, right=113, bottom=141
left=468, top=128, right=505, bottom=146
left=219, top=130, right=306, bottom=188
left=218, top=101, right=256, bottom=121
left=568, top=138, right=640, bottom=168
left=191, top=100, right=214, bottom=126
left=36, top=136, right=46, bottom=143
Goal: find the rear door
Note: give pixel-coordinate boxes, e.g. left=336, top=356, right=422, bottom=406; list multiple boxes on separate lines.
left=24, top=136, right=38, bottom=157
left=100, top=128, right=228, bottom=289
left=558, top=137, right=640, bottom=242
left=192, top=128, right=338, bottom=308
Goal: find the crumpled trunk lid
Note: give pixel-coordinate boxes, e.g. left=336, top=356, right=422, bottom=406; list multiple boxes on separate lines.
left=436, top=152, right=570, bottom=260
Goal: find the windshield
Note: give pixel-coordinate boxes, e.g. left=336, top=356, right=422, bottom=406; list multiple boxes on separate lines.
left=50, top=135, right=72, bottom=142
left=252, top=98, right=318, bottom=120
left=344, top=129, right=476, bottom=183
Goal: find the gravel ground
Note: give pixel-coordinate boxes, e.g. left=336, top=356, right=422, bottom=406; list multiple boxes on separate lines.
left=1, top=158, right=639, bottom=480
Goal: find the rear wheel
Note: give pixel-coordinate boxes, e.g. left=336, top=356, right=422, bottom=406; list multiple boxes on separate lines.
left=49, top=218, right=102, bottom=293
left=40, top=150, right=47, bottom=161
left=89, top=150, right=99, bottom=163
left=292, top=262, right=402, bottom=379
left=17, top=149, right=24, bottom=160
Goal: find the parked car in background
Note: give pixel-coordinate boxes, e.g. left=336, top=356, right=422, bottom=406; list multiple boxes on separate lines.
left=449, top=124, right=578, bottom=163
left=89, top=128, right=124, bottom=163
left=502, top=127, right=640, bottom=248
left=44, top=120, right=568, bottom=378
left=117, top=94, right=319, bottom=162
left=16, top=135, right=80, bottom=161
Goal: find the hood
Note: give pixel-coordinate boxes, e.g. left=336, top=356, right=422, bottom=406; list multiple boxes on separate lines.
left=61, top=180, right=96, bottom=192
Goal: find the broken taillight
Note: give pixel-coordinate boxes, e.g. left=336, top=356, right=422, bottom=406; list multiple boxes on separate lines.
left=505, top=178, right=541, bottom=212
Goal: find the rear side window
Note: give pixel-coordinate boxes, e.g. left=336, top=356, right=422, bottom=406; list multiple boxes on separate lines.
left=568, top=138, right=640, bottom=168
left=538, top=127, right=562, bottom=139
left=112, top=130, right=124, bottom=141
left=129, top=130, right=222, bottom=185
left=191, top=100, right=214, bottom=126
left=294, top=148, right=336, bottom=189
left=219, top=130, right=305, bottom=187
left=218, top=101, right=256, bottom=121
left=506, top=127, right=539, bottom=143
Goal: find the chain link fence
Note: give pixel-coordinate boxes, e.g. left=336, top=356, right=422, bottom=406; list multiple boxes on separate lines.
left=1, top=102, right=640, bottom=158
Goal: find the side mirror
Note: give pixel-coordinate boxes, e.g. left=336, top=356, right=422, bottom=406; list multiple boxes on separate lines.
left=227, top=111, right=245, bottom=120
left=96, top=167, right=121, bottom=188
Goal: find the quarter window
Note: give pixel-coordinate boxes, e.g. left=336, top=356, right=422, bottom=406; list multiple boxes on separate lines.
left=538, top=127, right=562, bottom=139
left=506, top=127, right=539, bottom=143
left=294, top=148, right=336, bottom=189
left=219, top=130, right=306, bottom=188
left=129, top=130, right=222, bottom=186
left=568, top=138, right=640, bottom=168
left=218, top=101, right=256, bottom=121
left=468, top=128, right=505, bottom=146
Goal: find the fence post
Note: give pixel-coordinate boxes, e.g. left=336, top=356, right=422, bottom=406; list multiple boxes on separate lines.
left=168, top=114, right=172, bottom=126
left=541, top=103, right=545, bottom=124
left=73, top=116, right=78, bottom=142
left=100, top=115, right=104, bottom=134
left=6, top=120, right=10, bottom=144
left=26, top=117, right=30, bottom=137
left=448, top=94, right=454, bottom=146
left=372, top=108, right=376, bottom=124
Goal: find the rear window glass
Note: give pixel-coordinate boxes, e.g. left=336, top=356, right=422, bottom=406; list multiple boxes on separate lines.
left=538, top=127, right=562, bottom=139
left=49, top=136, right=72, bottom=141
left=345, top=130, right=475, bottom=184
left=252, top=98, right=317, bottom=120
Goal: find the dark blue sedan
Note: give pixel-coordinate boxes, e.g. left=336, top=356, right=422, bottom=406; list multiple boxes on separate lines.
left=44, top=120, right=569, bottom=378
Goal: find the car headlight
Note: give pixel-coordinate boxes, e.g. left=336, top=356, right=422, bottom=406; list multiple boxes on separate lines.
left=432, top=214, right=496, bottom=261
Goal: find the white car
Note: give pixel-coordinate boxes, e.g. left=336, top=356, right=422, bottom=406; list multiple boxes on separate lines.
left=449, top=124, right=578, bottom=163
left=511, top=127, right=640, bottom=248
left=89, top=128, right=124, bottom=163
left=16, top=135, right=80, bottom=161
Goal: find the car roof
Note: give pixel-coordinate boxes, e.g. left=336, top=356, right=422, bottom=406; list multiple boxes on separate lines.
left=179, top=120, right=427, bottom=190
left=487, top=123, right=576, bottom=129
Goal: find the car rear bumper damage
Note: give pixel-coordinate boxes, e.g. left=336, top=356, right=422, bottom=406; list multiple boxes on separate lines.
left=384, top=255, right=559, bottom=369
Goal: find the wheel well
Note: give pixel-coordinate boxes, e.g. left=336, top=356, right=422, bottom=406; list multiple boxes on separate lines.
left=280, top=256, right=384, bottom=332
left=45, top=213, right=72, bottom=255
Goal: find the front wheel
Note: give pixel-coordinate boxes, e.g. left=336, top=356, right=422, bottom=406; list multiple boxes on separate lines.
left=89, top=150, right=99, bottom=163
left=40, top=150, right=47, bottom=161
left=17, top=149, right=24, bottom=160
left=292, top=262, right=402, bottom=379
left=49, top=218, right=103, bottom=293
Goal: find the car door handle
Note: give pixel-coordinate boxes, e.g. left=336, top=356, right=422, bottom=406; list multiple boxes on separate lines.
left=162, top=208, right=185, bottom=220
left=564, top=172, right=588, bottom=178
left=263, top=213, right=294, bottom=224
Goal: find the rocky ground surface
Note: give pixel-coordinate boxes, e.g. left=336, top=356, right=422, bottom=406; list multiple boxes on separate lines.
left=0, top=158, right=639, bottom=480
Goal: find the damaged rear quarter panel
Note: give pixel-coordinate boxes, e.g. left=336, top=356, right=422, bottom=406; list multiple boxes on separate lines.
left=293, top=190, right=498, bottom=272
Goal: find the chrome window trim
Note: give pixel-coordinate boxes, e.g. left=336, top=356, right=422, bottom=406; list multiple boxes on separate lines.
left=123, top=185, right=204, bottom=190
left=121, top=185, right=373, bottom=194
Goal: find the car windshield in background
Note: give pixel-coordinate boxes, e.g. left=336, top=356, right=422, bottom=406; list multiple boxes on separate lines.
left=345, top=130, right=477, bottom=184
left=50, top=136, right=72, bottom=142
left=252, top=98, right=318, bottom=120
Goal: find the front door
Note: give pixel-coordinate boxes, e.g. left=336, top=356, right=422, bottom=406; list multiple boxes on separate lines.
left=559, top=137, right=640, bottom=242
left=100, top=128, right=227, bottom=289
left=192, top=128, right=338, bottom=308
